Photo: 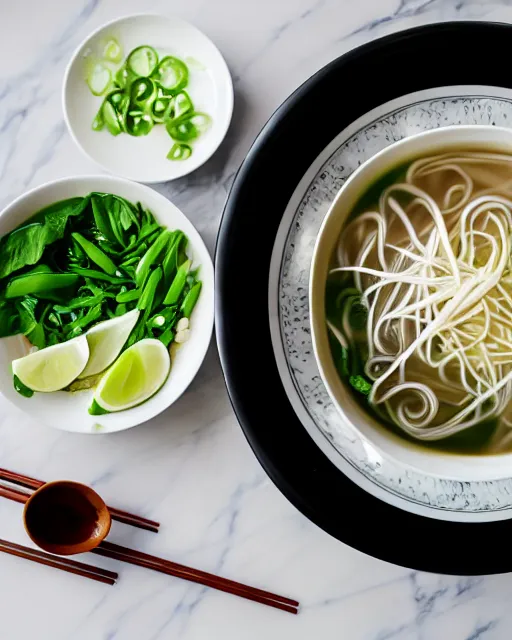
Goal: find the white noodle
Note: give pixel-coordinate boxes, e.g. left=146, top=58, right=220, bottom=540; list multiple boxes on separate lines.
left=330, top=151, right=512, bottom=442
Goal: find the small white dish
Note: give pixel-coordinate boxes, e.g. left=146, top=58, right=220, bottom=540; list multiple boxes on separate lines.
left=310, top=125, right=512, bottom=481
left=63, top=14, right=233, bottom=183
left=0, top=175, right=214, bottom=434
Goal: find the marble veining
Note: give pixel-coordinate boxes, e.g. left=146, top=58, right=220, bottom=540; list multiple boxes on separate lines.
left=3, top=1, right=512, bottom=639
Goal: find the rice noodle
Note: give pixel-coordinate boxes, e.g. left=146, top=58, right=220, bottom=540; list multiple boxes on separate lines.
left=329, top=151, right=512, bottom=442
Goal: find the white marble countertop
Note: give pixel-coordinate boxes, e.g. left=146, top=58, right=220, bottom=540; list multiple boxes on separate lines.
left=2, top=1, right=512, bottom=639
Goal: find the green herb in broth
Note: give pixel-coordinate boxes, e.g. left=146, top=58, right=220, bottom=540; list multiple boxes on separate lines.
left=326, top=150, right=512, bottom=456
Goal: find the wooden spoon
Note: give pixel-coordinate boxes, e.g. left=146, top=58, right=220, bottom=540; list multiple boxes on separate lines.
left=23, top=481, right=111, bottom=555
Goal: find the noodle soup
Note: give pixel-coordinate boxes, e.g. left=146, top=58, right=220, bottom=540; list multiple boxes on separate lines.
left=327, top=149, right=512, bottom=455
left=308, top=126, right=512, bottom=479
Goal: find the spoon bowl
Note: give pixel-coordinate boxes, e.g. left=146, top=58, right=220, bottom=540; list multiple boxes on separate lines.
left=23, top=481, right=111, bottom=555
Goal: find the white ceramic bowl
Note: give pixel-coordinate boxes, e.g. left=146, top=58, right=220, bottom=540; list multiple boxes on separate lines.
left=310, top=125, right=512, bottom=481
left=63, top=14, right=233, bottom=183
left=0, top=176, right=214, bottom=433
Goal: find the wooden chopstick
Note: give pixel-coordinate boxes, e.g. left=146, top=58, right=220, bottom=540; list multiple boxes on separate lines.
left=0, top=484, right=30, bottom=505
left=0, top=538, right=118, bottom=585
left=0, top=479, right=299, bottom=614
left=93, top=541, right=299, bottom=614
left=0, top=468, right=160, bottom=533
left=99, top=540, right=299, bottom=607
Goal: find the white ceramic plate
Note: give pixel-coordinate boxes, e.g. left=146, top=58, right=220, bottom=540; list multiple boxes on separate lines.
left=0, top=176, right=214, bottom=433
left=63, top=14, right=233, bottom=183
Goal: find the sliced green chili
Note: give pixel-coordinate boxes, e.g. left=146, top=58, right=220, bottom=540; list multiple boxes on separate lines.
left=167, top=143, right=192, bottom=161
left=92, top=107, right=104, bottom=131
left=173, top=91, right=193, bottom=119
left=127, top=46, right=159, bottom=77
left=102, top=100, right=122, bottom=136
left=152, top=56, right=188, bottom=92
left=102, top=37, right=123, bottom=63
left=131, top=77, right=157, bottom=106
left=125, top=111, right=153, bottom=136
left=166, top=112, right=211, bottom=142
left=86, top=62, right=112, bottom=96
left=151, top=95, right=174, bottom=123
left=87, top=45, right=210, bottom=162
left=115, top=64, right=134, bottom=89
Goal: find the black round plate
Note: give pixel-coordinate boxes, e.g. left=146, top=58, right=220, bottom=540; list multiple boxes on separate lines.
left=215, top=22, right=512, bottom=575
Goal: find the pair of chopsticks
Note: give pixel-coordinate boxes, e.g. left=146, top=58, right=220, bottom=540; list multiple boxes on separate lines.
left=0, top=468, right=159, bottom=533
left=0, top=469, right=299, bottom=614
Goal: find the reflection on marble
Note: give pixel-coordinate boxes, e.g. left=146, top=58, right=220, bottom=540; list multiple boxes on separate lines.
left=3, top=0, right=512, bottom=639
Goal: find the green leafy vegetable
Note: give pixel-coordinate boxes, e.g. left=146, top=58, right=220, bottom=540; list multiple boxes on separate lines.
left=0, top=192, right=202, bottom=400
left=349, top=302, right=368, bottom=331
left=339, top=346, right=350, bottom=377
left=71, top=233, right=117, bottom=275
left=0, top=197, right=89, bottom=279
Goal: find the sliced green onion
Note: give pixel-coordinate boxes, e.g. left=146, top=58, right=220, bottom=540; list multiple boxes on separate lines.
left=86, top=61, right=112, bottom=96
left=167, top=143, right=192, bottom=161
left=127, top=46, right=159, bottom=77
left=152, top=56, right=188, bottom=93
left=102, top=37, right=123, bottom=63
left=166, top=112, right=211, bottom=142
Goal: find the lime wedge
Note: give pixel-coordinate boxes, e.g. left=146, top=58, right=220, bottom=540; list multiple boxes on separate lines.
left=93, top=338, right=170, bottom=412
left=12, top=336, right=89, bottom=393
left=79, top=309, right=140, bottom=379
